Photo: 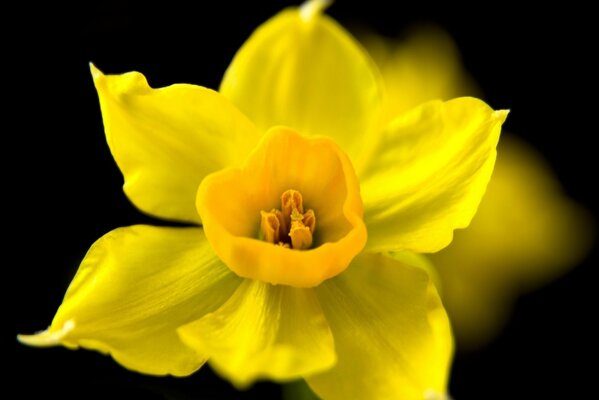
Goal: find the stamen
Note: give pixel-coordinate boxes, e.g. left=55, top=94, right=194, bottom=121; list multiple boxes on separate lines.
left=290, top=222, right=313, bottom=250
left=260, top=210, right=281, bottom=244
left=303, top=209, right=316, bottom=232
left=272, top=209, right=287, bottom=240
left=260, top=189, right=316, bottom=250
left=282, top=189, right=304, bottom=218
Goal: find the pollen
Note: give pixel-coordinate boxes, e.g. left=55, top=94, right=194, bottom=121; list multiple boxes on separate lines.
left=260, top=189, right=315, bottom=250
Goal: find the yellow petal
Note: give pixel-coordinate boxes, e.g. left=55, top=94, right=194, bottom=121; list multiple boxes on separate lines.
left=18, top=226, right=242, bottom=376
left=362, top=27, right=479, bottom=121
left=219, top=2, right=382, bottom=161
left=197, top=126, right=366, bottom=287
left=360, top=97, right=508, bottom=253
left=91, top=64, right=260, bottom=223
left=306, top=252, right=453, bottom=400
left=178, top=280, right=335, bottom=388
left=430, top=135, right=595, bottom=348
left=386, top=250, right=443, bottom=294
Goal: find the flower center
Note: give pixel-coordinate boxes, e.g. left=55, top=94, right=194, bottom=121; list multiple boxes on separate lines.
left=260, top=189, right=316, bottom=250
left=197, top=127, right=367, bottom=287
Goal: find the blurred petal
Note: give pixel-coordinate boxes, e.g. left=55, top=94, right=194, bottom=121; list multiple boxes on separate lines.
left=307, top=252, right=452, bottom=400
left=179, top=280, right=335, bottom=387
left=431, top=135, right=595, bottom=348
left=363, top=27, right=479, bottom=121
left=360, top=98, right=507, bottom=253
left=219, top=3, right=382, bottom=160
left=19, top=226, right=242, bottom=376
left=91, top=64, right=260, bottom=223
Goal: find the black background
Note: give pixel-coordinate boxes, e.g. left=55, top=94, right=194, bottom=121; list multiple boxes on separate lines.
left=9, top=1, right=596, bottom=398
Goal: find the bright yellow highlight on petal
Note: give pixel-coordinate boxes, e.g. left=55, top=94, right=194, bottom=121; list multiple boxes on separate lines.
left=197, top=127, right=367, bottom=288
left=300, top=0, right=331, bottom=21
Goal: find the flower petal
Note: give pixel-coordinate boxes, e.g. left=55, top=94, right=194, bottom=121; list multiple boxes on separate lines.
left=91, top=64, right=260, bottom=223
left=219, top=2, right=382, bottom=160
left=360, top=97, right=507, bottom=253
left=306, top=252, right=453, bottom=400
left=18, top=226, right=242, bottom=376
left=178, top=280, right=335, bottom=388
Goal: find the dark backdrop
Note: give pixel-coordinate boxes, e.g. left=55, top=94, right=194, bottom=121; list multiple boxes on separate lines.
left=9, top=1, right=596, bottom=398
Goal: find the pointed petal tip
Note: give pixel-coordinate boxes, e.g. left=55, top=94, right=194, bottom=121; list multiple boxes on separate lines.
left=17, top=320, right=75, bottom=347
left=300, top=0, right=332, bottom=21
left=89, top=62, right=103, bottom=81
left=424, top=389, right=452, bottom=400
left=496, top=109, right=510, bottom=121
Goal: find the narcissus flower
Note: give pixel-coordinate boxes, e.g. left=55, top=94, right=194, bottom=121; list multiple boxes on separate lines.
left=362, top=27, right=592, bottom=349
left=19, top=2, right=507, bottom=399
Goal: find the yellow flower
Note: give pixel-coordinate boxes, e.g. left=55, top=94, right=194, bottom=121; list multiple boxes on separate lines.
left=19, top=2, right=507, bottom=399
left=363, top=27, right=593, bottom=349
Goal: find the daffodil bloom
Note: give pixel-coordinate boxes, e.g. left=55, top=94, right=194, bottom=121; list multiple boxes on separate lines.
left=363, top=27, right=592, bottom=348
left=19, top=2, right=507, bottom=399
